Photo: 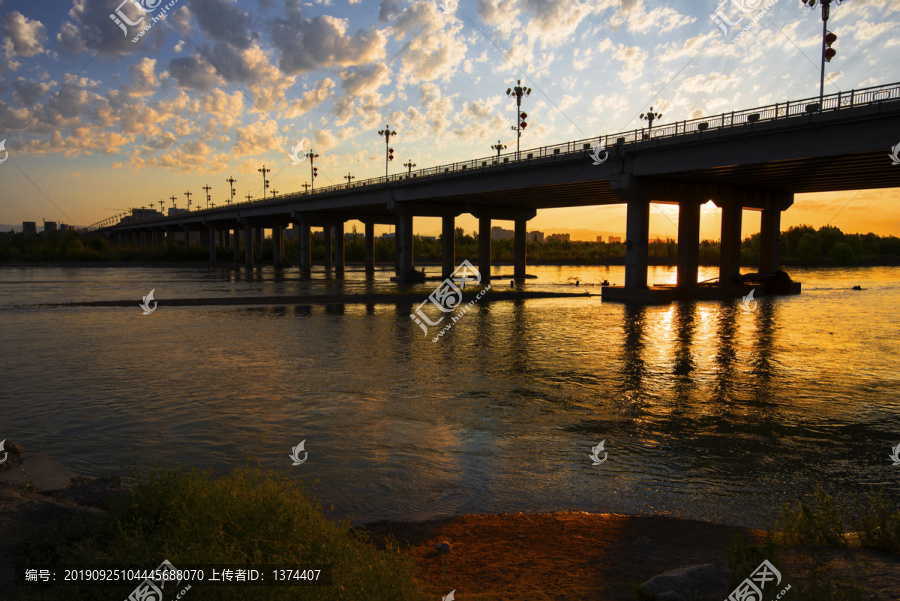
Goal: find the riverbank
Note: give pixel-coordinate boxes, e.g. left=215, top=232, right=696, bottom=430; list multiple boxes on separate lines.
left=2, top=444, right=898, bottom=601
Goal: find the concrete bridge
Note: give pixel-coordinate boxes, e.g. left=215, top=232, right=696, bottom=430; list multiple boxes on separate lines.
left=94, top=81, right=900, bottom=300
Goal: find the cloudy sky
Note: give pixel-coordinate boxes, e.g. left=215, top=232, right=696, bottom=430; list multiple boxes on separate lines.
left=0, top=0, right=898, bottom=239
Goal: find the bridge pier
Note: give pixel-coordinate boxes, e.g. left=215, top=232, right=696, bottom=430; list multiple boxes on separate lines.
left=273, top=225, right=282, bottom=267
left=182, top=226, right=191, bottom=249
left=478, top=216, right=491, bottom=283
left=625, top=197, right=650, bottom=290
left=233, top=227, right=241, bottom=262
left=294, top=219, right=311, bottom=275
left=208, top=226, right=216, bottom=263
left=514, top=218, right=527, bottom=281
left=334, top=221, right=345, bottom=274
left=365, top=222, right=375, bottom=274
left=397, top=214, right=415, bottom=281
left=254, top=228, right=263, bottom=263
left=719, top=202, right=743, bottom=285
left=323, top=226, right=333, bottom=270
left=676, top=198, right=701, bottom=288
left=759, top=203, right=781, bottom=276
left=442, top=215, right=455, bottom=280
left=241, top=222, right=252, bottom=267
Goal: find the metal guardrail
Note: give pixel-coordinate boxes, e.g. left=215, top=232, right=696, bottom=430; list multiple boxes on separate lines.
left=90, top=81, right=900, bottom=231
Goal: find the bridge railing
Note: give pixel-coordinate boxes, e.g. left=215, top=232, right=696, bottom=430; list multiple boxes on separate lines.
left=92, top=81, right=900, bottom=230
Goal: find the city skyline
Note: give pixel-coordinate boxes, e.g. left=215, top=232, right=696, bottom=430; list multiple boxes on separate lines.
left=1, top=0, right=898, bottom=239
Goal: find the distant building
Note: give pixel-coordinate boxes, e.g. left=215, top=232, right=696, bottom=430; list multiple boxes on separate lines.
left=22, top=222, right=37, bottom=236
left=59, top=224, right=69, bottom=232
left=418, top=235, right=437, bottom=241
left=44, top=221, right=57, bottom=233
left=528, top=231, right=544, bottom=243
left=608, top=236, right=622, bottom=244
left=547, top=233, right=570, bottom=242
left=381, top=232, right=395, bottom=239
left=168, top=207, right=190, bottom=217
left=491, top=226, right=514, bottom=240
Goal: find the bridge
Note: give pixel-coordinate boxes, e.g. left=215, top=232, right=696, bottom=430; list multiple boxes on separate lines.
left=94, top=81, right=900, bottom=301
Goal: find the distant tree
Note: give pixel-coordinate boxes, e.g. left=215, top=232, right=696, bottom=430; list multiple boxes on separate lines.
left=828, top=242, right=858, bottom=265
left=796, top=232, right=822, bottom=263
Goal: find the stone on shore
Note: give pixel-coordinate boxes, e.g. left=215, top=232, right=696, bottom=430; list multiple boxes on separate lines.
left=640, top=563, right=718, bottom=601
left=0, top=454, right=75, bottom=491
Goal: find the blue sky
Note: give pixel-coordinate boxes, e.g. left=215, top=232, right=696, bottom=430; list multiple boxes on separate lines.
left=0, top=0, right=898, bottom=238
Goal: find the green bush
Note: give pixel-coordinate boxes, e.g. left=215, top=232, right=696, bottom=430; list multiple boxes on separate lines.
left=854, top=490, right=900, bottom=554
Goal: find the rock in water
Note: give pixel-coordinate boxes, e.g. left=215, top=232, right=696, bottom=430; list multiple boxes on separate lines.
left=434, top=541, right=452, bottom=555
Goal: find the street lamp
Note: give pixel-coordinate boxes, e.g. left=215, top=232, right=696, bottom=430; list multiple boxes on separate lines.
left=801, top=0, right=844, bottom=107
left=307, top=149, right=320, bottom=192
left=491, top=140, right=507, bottom=163
left=271, top=190, right=278, bottom=199
left=640, top=107, right=663, bottom=139
left=170, top=195, right=177, bottom=210
left=226, top=176, right=236, bottom=205
left=506, top=79, right=531, bottom=160
left=202, top=184, right=212, bottom=209
left=377, top=125, right=397, bottom=181
left=184, top=190, right=192, bottom=211
left=258, top=165, right=270, bottom=197
left=245, top=193, right=252, bottom=202
left=344, top=173, right=355, bottom=188
left=301, top=183, right=311, bottom=194
left=403, top=160, right=416, bottom=179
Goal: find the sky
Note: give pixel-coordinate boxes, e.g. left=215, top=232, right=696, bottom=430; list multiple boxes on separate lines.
left=0, top=0, right=898, bottom=240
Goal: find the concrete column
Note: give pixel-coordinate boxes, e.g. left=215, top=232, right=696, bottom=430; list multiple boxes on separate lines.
left=719, top=202, right=743, bottom=285
left=254, top=228, right=263, bottom=262
left=233, top=227, right=241, bottom=262
left=676, top=198, right=701, bottom=288
left=323, top=226, right=333, bottom=270
left=442, top=215, right=455, bottom=280
left=201, top=227, right=210, bottom=249
left=208, top=226, right=216, bottom=263
left=298, top=220, right=311, bottom=274
left=397, top=214, right=415, bottom=280
left=364, top=222, right=375, bottom=273
left=273, top=225, right=282, bottom=267
left=182, top=226, right=191, bottom=248
left=514, top=218, right=527, bottom=280
left=334, top=222, right=345, bottom=274
left=624, top=198, right=650, bottom=289
left=478, top=216, right=491, bottom=283
left=244, top=224, right=253, bottom=267
left=759, top=206, right=781, bottom=276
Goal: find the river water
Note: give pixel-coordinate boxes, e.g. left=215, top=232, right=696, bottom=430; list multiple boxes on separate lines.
left=1, top=264, right=898, bottom=529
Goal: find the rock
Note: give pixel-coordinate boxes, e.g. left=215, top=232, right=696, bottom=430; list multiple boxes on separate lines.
left=0, top=454, right=75, bottom=492
left=434, top=541, right=452, bottom=555
left=49, top=475, right=126, bottom=507
left=640, top=564, right=718, bottom=601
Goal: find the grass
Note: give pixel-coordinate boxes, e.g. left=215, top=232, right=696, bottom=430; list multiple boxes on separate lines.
left=14, top=465, right=428, bottom=600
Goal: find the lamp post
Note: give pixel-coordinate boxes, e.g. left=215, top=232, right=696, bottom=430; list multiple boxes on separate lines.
left=301, top=183, right=311, bottom=194
left=226, top=176, right=236, bottom=205
left=158, top=200, right=164, bottom=212
left=258, top=165, right=270, bottom=197
left=640, top=107, right=663, bottom=138
left=377, top=125, right=397, bottom=181
left=506, top=79, right=531, bottom=160
left=344, top=173, right=355, bottom=188
left=184, top=190, right=192, bottom=211
left=245, top=193, right=252, bottom=203
left=801, top=0, right=843, bottom=107
left=307, top=149, right=320, bottom=192
left=271, top=190, right=278, bottom=199
left=403, top=160, right=416, bottom=179
left=202, top=184, right=211, bottom=209
left=170, top=195, right=177, bottom=210
left=491, top=140, right=507, bottom=163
